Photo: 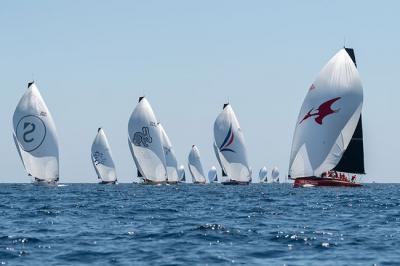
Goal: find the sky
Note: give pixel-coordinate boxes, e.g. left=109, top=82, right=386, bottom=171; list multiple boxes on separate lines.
left=1, top=0, right=399, bottom=183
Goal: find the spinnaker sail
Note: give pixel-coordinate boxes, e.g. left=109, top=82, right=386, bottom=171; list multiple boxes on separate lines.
left=91, top=128, right=117, bottom=184
left=12, top=82, right=59, bottom=184
left=188, top=145, right=206, bottom=184
left=213, top=103, right=251, bottom=183
left=128, top=97, right=167, bottom=183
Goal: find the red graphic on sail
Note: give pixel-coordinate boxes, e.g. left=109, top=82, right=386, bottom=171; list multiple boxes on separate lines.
left=299, top=97, right=341, bottom=125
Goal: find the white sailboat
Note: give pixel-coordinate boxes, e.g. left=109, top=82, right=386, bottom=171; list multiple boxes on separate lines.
left=213, top=103, right=251, bottom=185
left=91, top=128, right=117, bottom=184
left=178, top=165, right=186, bottom=183
left=259, top=166, right=268, bottom=183
left=12, top=82, right=59, bottom=185
left=208, top=166, right=218, bottom=183
left=188, top=145, right=206, bottom=184
left=271, top=166, right=280, bottom=183
left=128, top=97, right=167, bottom=184
left=289, top=48, right=364, bottom=188
left=159, top=123, right=179, bottom=184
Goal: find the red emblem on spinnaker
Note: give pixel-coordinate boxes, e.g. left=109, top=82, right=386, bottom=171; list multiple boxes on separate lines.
left=299, top=97, right=341, bottom=125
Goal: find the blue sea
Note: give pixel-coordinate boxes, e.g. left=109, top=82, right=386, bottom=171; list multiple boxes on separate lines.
left=0, top=183, right=399, bottom=265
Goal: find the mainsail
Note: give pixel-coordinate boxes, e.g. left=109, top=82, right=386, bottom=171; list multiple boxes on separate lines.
left=12, top=82, right=59, bottom=183
left=289, top=48, right=364, bottom=178
left=91, top=128, right=117, bottom=183
left=159, top=123, right=179, bottom=183
left=259, top=166, right=268, bottom=182
left=128, top=97, right=167, bottom=183
left=213, top=103, right=251, bottom=182
left=188, top=145, right=206, bottom=183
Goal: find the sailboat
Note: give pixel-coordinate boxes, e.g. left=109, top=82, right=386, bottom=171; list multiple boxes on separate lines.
left=159, top=123, right=179, bottom=184
left=271, top=166, right=280, bottom=183
left=91, top=128, right=117, bottom=184
left=178, top=165, right=186, bottom=183
left=12, top=82, right=59, bottom=185
left=208, top=166, right=218, bottom=183
left=259, top=166, right=268, bottom=183
left=188, top=145, right=206, bottom=184
left=128, top=97, right=167, bottom=184
left=213, top=103, right=251, bottom=185
left=288, top=48, right=364, bottom=188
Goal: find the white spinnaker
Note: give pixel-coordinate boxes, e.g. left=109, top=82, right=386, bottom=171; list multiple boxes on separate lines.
left=159, top=124, right=179, bottom=182
left=188, top=145, right=206, bottom=183
left=259, top=166, right=268, bottom=182
left=213, top=104, right=251, bottom=182
left=208, top=166, right=217, bottom=182
left=178, top=165, right=186, bottom=182
left=289, top=49, right=363, bottom=178
left=128, top=97, right=167, bottom=182
left=12, top=82, right=59, bottom=182
left=91, top=128, right=117, bottom=182
left=271, top=166, right=279, bottom=180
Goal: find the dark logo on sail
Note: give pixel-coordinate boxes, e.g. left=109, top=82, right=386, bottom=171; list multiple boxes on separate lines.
left=16, top=115, right=47, bottom=152
left=299, top=97, right=341, bottom=125
left=93, top=151, right=106, bottom=165
left=163, top=146, right=171, bottom=155
left=133, top=127, right=152, bottom=147
left=219, top=124, right=235, bottom=153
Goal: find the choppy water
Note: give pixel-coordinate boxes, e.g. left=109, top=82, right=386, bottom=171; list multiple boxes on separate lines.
left=0, top=183, right=399, bottom=265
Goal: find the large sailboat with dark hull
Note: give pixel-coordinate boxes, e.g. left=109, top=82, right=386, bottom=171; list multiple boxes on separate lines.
left=289, top=48, right=365, bottom=188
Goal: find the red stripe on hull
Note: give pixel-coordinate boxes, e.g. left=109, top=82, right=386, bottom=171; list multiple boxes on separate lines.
left=293, top=177, right=362, bottom=188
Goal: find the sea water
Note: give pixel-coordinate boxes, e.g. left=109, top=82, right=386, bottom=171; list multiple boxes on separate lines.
left=0, top=183, right=399, bottom=265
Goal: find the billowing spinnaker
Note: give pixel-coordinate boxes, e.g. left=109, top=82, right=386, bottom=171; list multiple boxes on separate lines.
left=159, top=124, right=179, bottom=182
left=213, top=104, right=250, bottom=182
left=271, top=166, right=279, bottom=179
left=208, top=166, right=217, bottom=182
left=289, top=49, right=363, bottom=178
left=128, top=97, right=167, bottom=182
left=259, top=166, right=268, bottom=182
left=91, top=128, right=117, bottom=182
left=178, top=165, right=186, bottom=182
left=12, top=82, right=59, bottom=182
left=188, top=145, right=206, bottom=183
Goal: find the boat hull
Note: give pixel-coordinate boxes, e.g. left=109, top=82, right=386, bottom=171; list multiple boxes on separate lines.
left=99, top=180, right=117, bottom=185
left=32, top=179, right=58, bottom=186
left=222, top=180, right=249, bottom=185
left=293, top=177, right=362, bottom=188
left=193, top=181, right=206, bottom=184
left=142, top=179, right=166, bottom=185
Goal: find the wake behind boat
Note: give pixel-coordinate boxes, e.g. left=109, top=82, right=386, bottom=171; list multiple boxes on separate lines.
left=13, top=82, right=60, bottom=185
left=213, top=103, right=251, bottom=185
left=288, top=48, right=365, bottom=188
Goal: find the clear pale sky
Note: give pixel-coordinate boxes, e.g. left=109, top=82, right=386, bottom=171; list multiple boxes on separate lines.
left=1, top=1, right=398, bottom=183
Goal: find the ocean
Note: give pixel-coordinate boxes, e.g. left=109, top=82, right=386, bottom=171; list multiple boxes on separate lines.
left=0, top=183, right=399, bottom=265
